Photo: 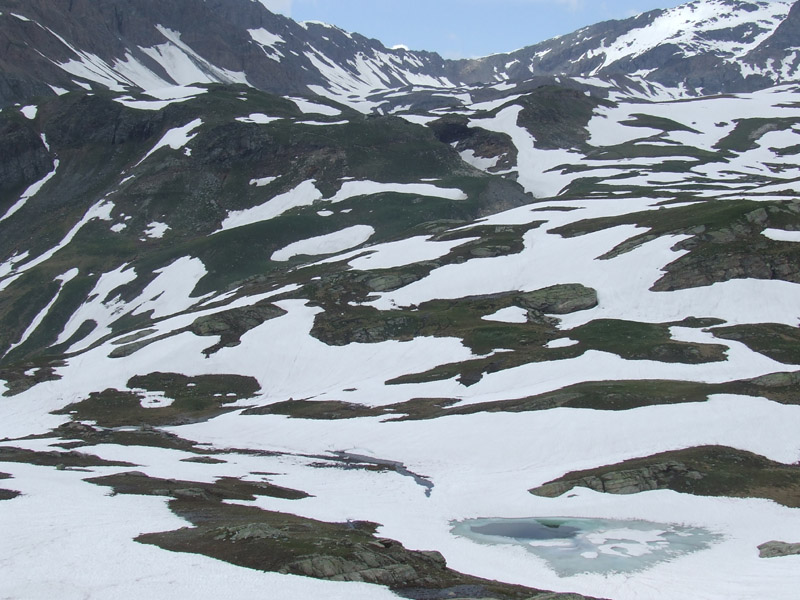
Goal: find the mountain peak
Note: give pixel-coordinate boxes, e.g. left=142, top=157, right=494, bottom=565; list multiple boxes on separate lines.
left=0, top=0, right=798, bottom=108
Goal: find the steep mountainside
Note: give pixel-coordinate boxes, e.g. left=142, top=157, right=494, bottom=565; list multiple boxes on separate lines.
left=0, top=1, right=799, bottom=600
left=458, top=0, right=800, bottom=93
left=0, top=0, right=799, bottom=110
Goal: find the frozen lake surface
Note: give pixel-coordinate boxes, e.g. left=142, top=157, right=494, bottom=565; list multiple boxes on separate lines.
left=451, top=516, right=723, bottom=577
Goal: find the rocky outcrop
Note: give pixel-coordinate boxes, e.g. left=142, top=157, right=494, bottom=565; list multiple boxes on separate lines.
left=531, top=446, right=800, bottom=507
left=532, top=461, right=703, bottom=497
left=430, top=115, right=518, bottom=173
left=280, top=543, right=445, bottom=586
left=515, top=284, right=598, bottom=316
left=129, top=494, right=603, bottom=600
left=758, top=541, right=800, bottom=558
left=190, top=302, right=286, bottom=355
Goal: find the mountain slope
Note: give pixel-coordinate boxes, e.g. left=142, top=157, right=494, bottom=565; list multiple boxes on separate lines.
left=452, top=0, right=799, bottom=93
left=0, top=0, right=454, bottom=108
left=0, top=0, right=799, bottom=110
left=1, top=1, right=799, bottom=600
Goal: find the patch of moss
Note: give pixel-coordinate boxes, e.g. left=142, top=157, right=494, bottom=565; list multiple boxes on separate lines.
left=568, top=319, right=727, bottom=363
left=710, top=323, right=800, bottom=365
left=243, top=400, right=384, bottom=420
left=86, top=471, right=308, bottom=501
left=514, top=86, right=614, bottom=150
left=383, top=372, right=800, bottom=421
left=53, top=372, right=261, bottom=427
left=0, top=446, right=134, bottom=469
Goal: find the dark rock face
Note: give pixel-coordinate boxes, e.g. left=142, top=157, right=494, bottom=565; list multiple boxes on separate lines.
left=0, top=113, right=54, bottom=202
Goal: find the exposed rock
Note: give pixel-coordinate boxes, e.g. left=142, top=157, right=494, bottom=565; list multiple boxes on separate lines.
left=653, top=247, right=800, bottom=291
left=515, top=284, right=598, bottom=314
left=531, top=446, right=800, bottom=507
left=750, top=371, right=800, bottom=388
left=758, top=541, right=800, bottom=558
left=282, top=550, right=423, bottom=585
left=191, top=302, right=286, bottom=356
left=0, top=446, right=134, bottom=469
left=0, top=488, right=21, bottom=500
left=214, top=523, right=285, bottom=542
left=86, top=471, right=309, bottom=501
left=364, top=271, right=426, bottom=292
left=533, top=461, right=702, bottom=497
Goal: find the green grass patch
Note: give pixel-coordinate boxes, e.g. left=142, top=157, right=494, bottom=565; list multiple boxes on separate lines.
left=711, top=323, right=800, bottom=365
left=53, top=372, right=261, bottom=427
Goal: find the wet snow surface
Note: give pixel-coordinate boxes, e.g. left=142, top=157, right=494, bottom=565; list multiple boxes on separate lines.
left=451, top=516, right=723, bottom=576
left=2, top=36, right=800, bottom=600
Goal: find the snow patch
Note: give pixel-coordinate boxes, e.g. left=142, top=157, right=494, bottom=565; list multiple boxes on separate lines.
left=136, top=119, right=202, bottom=165
left=271, top=225, right=375, bottom=261
left=236, top=113, right=281, bottom=124
left=288, top=96, right=342, bottom=116
left=144, top=222, right=170, bottom=239
left=481, top=307, right=528, bottom=324
left=762, top=228, right=800, bottom=242
left=218, top=180, right=323, bottom=232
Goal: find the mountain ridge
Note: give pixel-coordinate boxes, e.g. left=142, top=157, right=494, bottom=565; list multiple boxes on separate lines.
left=1, top=0, right=799, bottom=109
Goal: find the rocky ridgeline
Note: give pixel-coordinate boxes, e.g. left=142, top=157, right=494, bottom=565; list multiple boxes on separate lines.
left=0, top=0, right=799, bottom=108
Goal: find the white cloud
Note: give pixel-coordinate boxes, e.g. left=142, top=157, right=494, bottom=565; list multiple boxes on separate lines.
left=254, top=0, right=293, bottom=16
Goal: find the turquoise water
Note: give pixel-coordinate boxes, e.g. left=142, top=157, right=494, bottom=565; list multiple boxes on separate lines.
left=451, top=516, right=722, bottom=576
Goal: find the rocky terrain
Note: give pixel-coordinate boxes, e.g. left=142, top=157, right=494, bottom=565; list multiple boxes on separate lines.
left=0, top=0, right=799, bottom=599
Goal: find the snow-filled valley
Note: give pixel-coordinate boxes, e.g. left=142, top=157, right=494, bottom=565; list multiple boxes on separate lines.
left=1, top=1, right=799, bottom=599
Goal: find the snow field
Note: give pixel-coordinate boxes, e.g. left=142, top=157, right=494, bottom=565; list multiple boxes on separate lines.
left=170, top=393, right=800, bottom=600
left=367, top=197, right=800, bottom=329
left=0, top=460, right=398, bottom=600
left=2, top=20, right=800, bottom=600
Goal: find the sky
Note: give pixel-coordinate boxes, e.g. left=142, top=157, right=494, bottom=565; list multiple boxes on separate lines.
left=258, top=0, right=688, bottom=58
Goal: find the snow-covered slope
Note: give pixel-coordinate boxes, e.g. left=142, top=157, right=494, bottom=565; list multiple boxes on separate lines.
left=453, top=0, right=800, bottom=94
left=1, top=1, right=799, bottom=600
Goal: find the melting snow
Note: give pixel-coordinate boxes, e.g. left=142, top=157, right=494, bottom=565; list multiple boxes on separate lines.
left=327, top=180, right=467, bottom=203
left=136, top=119, right=202, bottom=165
left=249, top=176, right=278, bottom=187
left=762, top=228, right=800, bottom=242
left=482, top=306, right=529, bottom=324
left=236, top=113, right=281, bottom=124
left=4, top=268, right=79, bottom=356
left=144, top=222, right=170, bottom=239
left=218, top=180, right=323, bottom=232
left=271, top=225, right=375, bottom=261
left=288, top=96, right=342, bottom=116
left=0, top=159, right=59, bottom=224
